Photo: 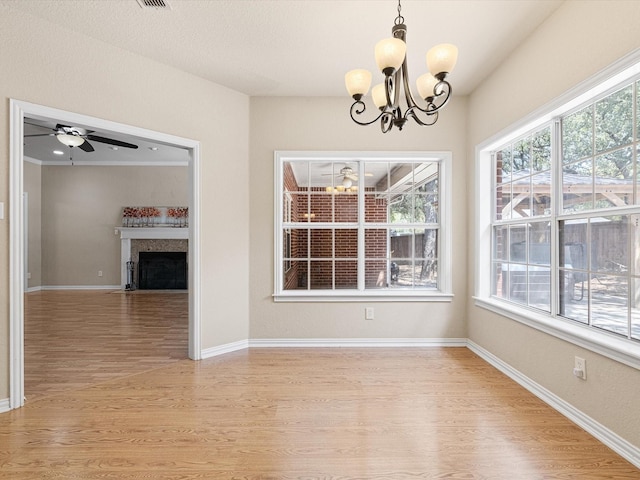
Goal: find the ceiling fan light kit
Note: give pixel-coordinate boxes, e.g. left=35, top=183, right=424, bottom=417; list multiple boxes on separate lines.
left=56, top=133, right=85, bottom=148
left=345, top=0, right=457, bottom=133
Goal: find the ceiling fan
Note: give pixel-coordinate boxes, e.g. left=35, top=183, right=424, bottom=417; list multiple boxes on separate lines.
left=24, top=122, right=139, bottom=153
left=324, top=165, right=373, bottom=188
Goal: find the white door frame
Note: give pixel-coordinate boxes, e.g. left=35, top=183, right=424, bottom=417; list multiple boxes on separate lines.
left=9, top=99, right=202, bottom=409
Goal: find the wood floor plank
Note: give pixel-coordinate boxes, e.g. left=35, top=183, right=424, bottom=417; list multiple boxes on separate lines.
left=1, top=292, right=637, bottom=478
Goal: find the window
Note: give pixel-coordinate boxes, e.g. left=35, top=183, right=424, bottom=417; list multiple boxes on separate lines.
left=479, top=58, right=640, bottom=363
left=275, top=152, right=452, bottom=301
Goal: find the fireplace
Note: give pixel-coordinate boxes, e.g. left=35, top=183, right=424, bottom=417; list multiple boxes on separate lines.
left=138, top=251, right=187, bottom=290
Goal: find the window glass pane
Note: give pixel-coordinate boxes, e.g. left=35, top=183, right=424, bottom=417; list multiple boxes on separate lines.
left=389, top=163, right=415, bottom=192
left=309, top=229, right=333, bottom=259
left=594, top=147, right=633, bottom=208
left=562, top=106, right=593, bottom=162
left=284, top=260, right=308, bottom=290
left=497, top=147, right=512, bottom=184
left=335, top=229, right=357, bottom=258
left=591, top=274, right=628, bottom=337
left=290, top=229, right=309, bottom=259
left=528, top=222, right=551, bottom=265
left=335, top=260, right=357, bottom=289
left=284, top=162, right=307, bottom=192
left=512, top=138, right=531, bottom=179
left=509, top=224, right=527, bottom=263
left=333, top=191, right=358, bottom=222
left=415, top=193, right=439, bottom=223
left=365, top=162, right=389, bottom=192
left=387, top=259, right=412, bottom=288
left=631, top=277, right=640, bottom=340
left=309, top=260, right=333, bottom=289
left=592, top=215, right=628, bottom=273
left=558, top=219, right=588, bottom=315
left=532, top=126, right=551, bottom=172
left=508, top=264, right=527, bottom=305
left=531, top=172, right=551, bottom=216
left=491, top=261, right=506, bottom=299
left=411, top=262, right=438, bottom=289
left=528, top=266, right=551, bottom=312
left=563, top=159, right=593, bottom=212
left=308, top=192, right=332, bottom=222
left=559, top=268, right=589, bottom=323
left=495, top=183, right=512, bottom=221
left=310, top=162, right=337, bottom=189
left=365, top=192, right=388, bottom=223
left=365, top=228, right=387, bottom=259
left=289, top=193, right=309, bottom=222
left=416, top=228, right=438, bottom=284
left=390, top=194, right=414, bottom=223
left=493, top=226, right=509, bottom=262
left=511, top=177, right=531, bottom=218
left=595, top=85, right=633, bottom=153
left=365, top=259, right=390, bottom=288
left=637, top=80, right=640, bottom=141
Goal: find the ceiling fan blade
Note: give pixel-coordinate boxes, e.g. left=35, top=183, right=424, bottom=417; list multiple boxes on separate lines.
left=24, top=133, right=56, bottom=138
left=86, top=135, right=139, bottom=149
left=78, top=140, right=95, bottom=153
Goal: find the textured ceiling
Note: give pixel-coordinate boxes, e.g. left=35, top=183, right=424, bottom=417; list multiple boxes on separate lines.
left=7, top=0, right=565, bottom=164
left=3, top=0, right=564, bottom=97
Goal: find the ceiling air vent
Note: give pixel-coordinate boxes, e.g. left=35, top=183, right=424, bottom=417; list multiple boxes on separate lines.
left=136, top=0, right=171, bottom=9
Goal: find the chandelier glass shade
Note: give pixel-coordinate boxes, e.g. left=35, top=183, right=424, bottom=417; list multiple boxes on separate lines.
left=345, top=0, right=457, bottom=133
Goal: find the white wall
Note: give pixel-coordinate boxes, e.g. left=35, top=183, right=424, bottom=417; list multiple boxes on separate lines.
left=40, top=165, right=187, bottom=287
left=24, top=161, right=42, bottom=288
left=467, top=0, right=640, bottom=450
left=0, top=4, right=251, bottom=398
left=249, top=96, right=468, bottom=340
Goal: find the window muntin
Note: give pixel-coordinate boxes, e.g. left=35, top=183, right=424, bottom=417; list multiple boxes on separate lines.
left=276, top=153, right=450, bottom=298
left=490, top=80, right=640, bottom=343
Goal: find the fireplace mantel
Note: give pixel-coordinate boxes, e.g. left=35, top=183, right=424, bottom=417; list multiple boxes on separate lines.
left=118, top=227, right=188, bottom=289
left=119, top=227, right=188, bottom=240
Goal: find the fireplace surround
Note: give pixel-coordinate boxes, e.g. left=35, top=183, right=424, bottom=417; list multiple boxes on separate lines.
left=119, top=227, right=188, bottom=289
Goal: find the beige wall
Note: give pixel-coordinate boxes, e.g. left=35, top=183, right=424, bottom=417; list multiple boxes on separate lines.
left=467, top=1, right=640, bottom=448
left=249, top=96, right=468, bottom=340
left=39, top=165, right=187, bottom=287
left=24, top=161, right=42, bottom=288
left=0, top=4, right=250, bottom=398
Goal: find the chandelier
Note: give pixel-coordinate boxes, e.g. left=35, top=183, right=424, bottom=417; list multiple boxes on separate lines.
left=345, top=0, right=458, bottom=133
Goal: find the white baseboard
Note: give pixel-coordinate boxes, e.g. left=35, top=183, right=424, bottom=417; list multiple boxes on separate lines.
left=201, top=339, right=249, bottom=359
left=0, top=398, right=10, bottom=413
left=25, top=286, right=42, bottom=293
left=248, top=338, right=468, bottom=348
left=39, top=285, right=121, bottom=291
left=467, top=340, right=640, bottom=469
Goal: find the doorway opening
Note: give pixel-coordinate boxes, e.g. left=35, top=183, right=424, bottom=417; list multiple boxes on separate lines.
left=9, top=100, right=202, bottom=409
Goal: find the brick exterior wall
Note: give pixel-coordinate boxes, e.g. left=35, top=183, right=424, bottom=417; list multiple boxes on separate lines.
left=282, top=163, right=389, bottom=289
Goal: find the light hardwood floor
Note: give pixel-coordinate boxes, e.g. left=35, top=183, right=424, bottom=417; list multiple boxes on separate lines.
left=1, top=291, right=638, bottom=478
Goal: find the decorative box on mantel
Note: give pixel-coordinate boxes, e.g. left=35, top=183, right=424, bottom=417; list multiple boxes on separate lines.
left=118, top=227, right=188, bottom=289
left=122, top=206, right=188, bottom=228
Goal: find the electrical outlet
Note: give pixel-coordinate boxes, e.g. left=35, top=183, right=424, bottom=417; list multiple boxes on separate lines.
left=365, top=307, right=374, bottom=320
left=573, top=356, right=586, bottom=380
left=98, top=270, right=103, bottom=277
left=27, top=272, right=32, bottom=279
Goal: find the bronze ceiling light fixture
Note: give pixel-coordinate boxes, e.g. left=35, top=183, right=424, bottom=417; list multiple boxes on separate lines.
left=345, top=0, right=458, bottom=133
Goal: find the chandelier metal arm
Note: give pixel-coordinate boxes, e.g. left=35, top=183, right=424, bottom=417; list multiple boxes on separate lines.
left=349, top=99, right=386, bottom=126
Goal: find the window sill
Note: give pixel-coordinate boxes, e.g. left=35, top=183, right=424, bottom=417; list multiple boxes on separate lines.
left=474, top=296, right=640, bottom=370
left=274, top=291, right=454, bottom=303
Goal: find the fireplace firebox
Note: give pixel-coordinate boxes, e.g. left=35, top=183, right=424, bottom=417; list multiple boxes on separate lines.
left=138, top=252, right=187, bottom=290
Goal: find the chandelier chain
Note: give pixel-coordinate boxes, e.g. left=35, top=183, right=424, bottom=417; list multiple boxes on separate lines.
left=395, top=0, right=404, bottom=25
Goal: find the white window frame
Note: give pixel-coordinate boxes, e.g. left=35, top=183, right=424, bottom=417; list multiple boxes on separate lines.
left=475, top=50, right=640, bottom=369
left=274, top=151, right=453, bottom=302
